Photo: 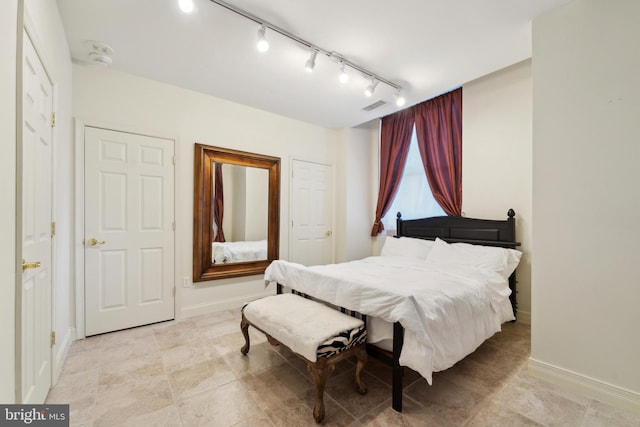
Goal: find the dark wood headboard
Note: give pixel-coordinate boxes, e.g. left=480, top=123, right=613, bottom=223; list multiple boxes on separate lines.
left=396, top=209, right=521, bottom=317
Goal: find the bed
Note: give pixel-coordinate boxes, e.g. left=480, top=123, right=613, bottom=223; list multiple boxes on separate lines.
left=264, top=210, right=520, bottom=412
left=212, top=239, right=267, bottom=264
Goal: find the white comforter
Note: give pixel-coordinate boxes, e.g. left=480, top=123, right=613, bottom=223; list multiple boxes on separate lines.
left=212, top=240, right=267, bottom=263
left=264, top=256, right=507, bottom=384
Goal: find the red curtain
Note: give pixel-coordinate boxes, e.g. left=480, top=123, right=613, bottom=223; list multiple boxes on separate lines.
left=413, top=88, right=463, bottom=216
left=371, top=109, right=415, bottom=235
left=212, top=162, right=226, bottom=242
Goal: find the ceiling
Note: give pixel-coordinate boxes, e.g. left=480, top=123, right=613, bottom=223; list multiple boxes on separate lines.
left=55, top=0, right=569, bottom=129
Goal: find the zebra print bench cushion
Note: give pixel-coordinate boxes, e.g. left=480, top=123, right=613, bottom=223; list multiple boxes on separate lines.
left=316, top=324, right=367, bottom=359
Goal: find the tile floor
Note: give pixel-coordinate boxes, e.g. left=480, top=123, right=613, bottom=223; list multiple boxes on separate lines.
left=47, top=310, right=640, bottom=426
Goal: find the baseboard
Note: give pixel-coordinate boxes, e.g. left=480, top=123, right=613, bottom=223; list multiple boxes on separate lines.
left=51, top=327, right=73, bottom=386
left=180, top=290, right=275, bottom=319
left=516, top=309, right=531, bottom=325
left=528, top=358, right=640, bottom=414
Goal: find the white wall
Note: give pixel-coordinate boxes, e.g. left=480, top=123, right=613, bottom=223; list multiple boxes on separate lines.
left=531, top=0, right=640, bottom=409
left=0, top=0, right=18, bottom=404
left=335, top=123, right=378, bottom=262
left=462, top=60, right=533, bottom=323
left=72, top=65, right=340, bottom=318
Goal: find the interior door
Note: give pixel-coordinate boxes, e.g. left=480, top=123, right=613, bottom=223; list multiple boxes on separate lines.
left=290, top=160, right=333, bottom=266
left=84, top=127, right=175, bottom=336
left=21, top=29, right=53, bottom=404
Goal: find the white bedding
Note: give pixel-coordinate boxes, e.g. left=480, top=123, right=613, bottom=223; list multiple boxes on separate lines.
left=212, top=240, right=267, bottom=263
left=264, top=256, right=514, bottom=384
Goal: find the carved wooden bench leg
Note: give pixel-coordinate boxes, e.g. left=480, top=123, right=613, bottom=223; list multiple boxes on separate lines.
left=240, top=314, right=251, bottom=355
left=307, top=358, right=335, bottom=424
left=355, top=347, right=368, bottom=395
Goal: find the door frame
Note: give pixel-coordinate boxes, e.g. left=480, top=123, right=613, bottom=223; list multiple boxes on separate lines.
left=73, top=120, right=178, bottom=338
left=288, top=157, right=336, bottom=265
left=15, top=10, right=58, bottom=402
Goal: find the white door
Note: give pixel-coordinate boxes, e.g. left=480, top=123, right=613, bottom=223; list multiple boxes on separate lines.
left=84, top=127, right=175, bottom=336
left=290, top=160, right=333, bottom=266
left=21, top=29, right=53, bottom=404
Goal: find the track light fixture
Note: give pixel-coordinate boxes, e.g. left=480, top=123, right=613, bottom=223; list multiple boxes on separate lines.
left=256, top=25, right=269, bottom=52
left=364, top=79, right=379, bottom=97
left=178, top=0, right=194, bottom=13
left=395, top=89, right=406, bottom=107
left=339, top=62, right=349, bottom=84
left=205, top=0, right=407, bottom=105
left=305, top=50, right=318, bottom=72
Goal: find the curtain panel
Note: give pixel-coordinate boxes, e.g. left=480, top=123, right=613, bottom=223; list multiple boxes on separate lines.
left=413, top=87, right=463, bottom=216
left=370, top=109, right=415, bottom=236
left=213, top=162, right=226, bottom=242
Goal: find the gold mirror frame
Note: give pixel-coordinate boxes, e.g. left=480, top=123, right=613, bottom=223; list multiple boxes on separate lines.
left=193, top=143, right=280, bottom=281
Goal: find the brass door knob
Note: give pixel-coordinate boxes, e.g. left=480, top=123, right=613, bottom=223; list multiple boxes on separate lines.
left=325, top=230, right=332, bottom=237
left=87, top=238, right=106, bottom=246
left=22, top=259, right=41, bottom=272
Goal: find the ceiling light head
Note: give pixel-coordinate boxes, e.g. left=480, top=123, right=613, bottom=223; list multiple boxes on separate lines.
left=178, top=0, right=194, bottom=13
left=338, top=63, right=349, bottom=84
left=257, top=25, right=269, bottom=52
left=364, top=79, right=379, bottom=97
left=395, top=89, right=406, bottom=107
left=305, top=50, right=318, bottom=73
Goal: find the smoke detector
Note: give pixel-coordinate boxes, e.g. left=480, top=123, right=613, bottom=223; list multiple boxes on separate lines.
left=85, top=40, right=114, bottom=66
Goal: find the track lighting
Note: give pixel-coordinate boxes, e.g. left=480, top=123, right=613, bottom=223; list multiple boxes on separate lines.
left=205, top=0, right=408, bottom=106
left=364, top=79, right=379, bottom=97
left=178, top=0, right=194, bottom=13
left=339, top=63, right=349, bottom=84
left=305, top=50, right=317, bottom=73
left=256, top=25, right=269, bottom=52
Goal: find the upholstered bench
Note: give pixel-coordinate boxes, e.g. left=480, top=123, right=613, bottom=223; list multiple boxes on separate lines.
left=241, top=293, right=368, bottom=423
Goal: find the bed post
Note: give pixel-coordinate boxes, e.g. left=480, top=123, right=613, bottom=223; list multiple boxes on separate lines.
left=392, top=321, right=405, bottom=412
left=507, top=209, right=518, bottom=318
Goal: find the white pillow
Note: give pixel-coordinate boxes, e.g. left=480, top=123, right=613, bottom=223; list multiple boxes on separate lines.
left=379, top=236, right=434, bottom=260
left=425, top=238, right=521, bottom=280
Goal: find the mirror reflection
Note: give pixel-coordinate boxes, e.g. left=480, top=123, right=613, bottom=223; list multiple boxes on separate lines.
left=212, top=164, right=269, bottom=264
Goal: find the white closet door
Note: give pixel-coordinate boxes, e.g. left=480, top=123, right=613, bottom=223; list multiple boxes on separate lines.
left=84, top=127, right=175, bottom=336
left=290, top=160, right=333, bottom=266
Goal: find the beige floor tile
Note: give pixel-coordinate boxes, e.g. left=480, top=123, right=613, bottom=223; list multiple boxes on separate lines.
left=467, top=401, right=543, bottom=426
left=46, top=369, right=99, bottom=426
left=403, top=375, right=485, bottom=425
left=493, top=374, right=588, bottom=427
left=168, top=354, right=237, bottom=399
left=177, top=380, right=263, bottom=427
left=324, top=369, right=391, bottom=419
left=160, top=336, right=222, bottom=371
left=223, top=341, right=287, bottom=378
left=120, top=404, right=183, bottom=427
left=98, top=352, right=166, bottom=392
left=359, top=397, right=448, bottom=426
left=581, top=399, right=640, bottom=427
left=92, top=377, right=174, bottom=427
left=241, top=362, right=313, bottom=410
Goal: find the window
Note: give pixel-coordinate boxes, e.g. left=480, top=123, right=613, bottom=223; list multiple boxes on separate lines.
left=380, top=126, right=445, bottom=235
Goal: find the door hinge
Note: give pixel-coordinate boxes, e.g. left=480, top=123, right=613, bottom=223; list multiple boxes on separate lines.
left=51, top=221, right=56, bottom=237
left=172, top=221, right=176, bottom=231
left=172, top=156, right=176, bottom=165
left=50, top=331, right=56, bottom=347
left=51, top=112, right=56, bottom=128
left=173, top=287, right=176, bottom=296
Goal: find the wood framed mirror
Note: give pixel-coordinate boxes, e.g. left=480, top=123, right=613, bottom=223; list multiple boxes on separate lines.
left=193, top=143, right=280, bottom=281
